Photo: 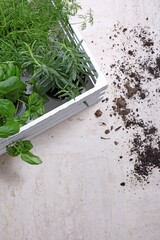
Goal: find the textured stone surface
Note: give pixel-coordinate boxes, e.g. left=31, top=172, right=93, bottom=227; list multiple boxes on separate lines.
left=0, top=1, right=160, bottom=239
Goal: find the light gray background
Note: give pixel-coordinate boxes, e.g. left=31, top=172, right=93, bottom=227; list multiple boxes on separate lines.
left=0, top=1, right=160, bottom=239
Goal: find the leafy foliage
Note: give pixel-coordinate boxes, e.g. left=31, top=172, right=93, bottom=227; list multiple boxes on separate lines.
left=0, top=0, right=95, bottom=165
left=0, top=0, right=94, bottom=100
left=0, top=0, right=92, bottom=64
left=0, top=63, right=44, bottom=164
left=6, top=140, right=42, bottom=165
left=0, top=98, right=20, bottom=138
left=0, top=99, right=16, bottom=117
left=0, top=62, right=44, bottom=128
left=78, top=9, right=94, bottom=30
left=22, top=39, right=93, bottom=99
left=25, top=92, right=45, bottom=120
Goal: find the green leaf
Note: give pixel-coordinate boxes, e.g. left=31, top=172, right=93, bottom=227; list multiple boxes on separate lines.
left=20, top=140, right=33, bottom=153
left=21, top=152, right=42, bottom=165
left=28, top=92, right=42, bottom=106
left=0, top=120, right=20, bottom=138
left=27, top=92, right=44, bottom=119
left=6, top=144, right=19, bottom=157
left=0, top=99, right=16, bottom=117
left=5, top=91, right=23, bottom=101
left=0, top=76, right=26, bottom=95
left=6, top=139, right=33, bottom=156
left=0, top=69, right=5, bottom=81
left=6, top=62, right=16, bottom=78
left=19, top=110, right=30, bottom=125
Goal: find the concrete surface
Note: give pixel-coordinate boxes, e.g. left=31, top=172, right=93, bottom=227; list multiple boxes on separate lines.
left=0, top=0, right=160, bottom=239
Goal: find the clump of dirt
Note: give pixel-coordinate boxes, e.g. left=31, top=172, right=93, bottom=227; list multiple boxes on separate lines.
left=120, top=182, right=126, bottom=186
left=131, top=128, right=160, bottom=181
left=128, top=50, right=134, bottom=56
left=116, top=97, right=127, bottom=108
left=118, top=108, right=131, bottom=116
left=105, top=129, right=110, bottom=134
left=94, top=109, right=102, bottom=118
left=139, top=92, right=146, bottom=99
left=147, top=56, right=160, bottom=78
left=125, top=118, right=144, bottom=129
left=114, top=96, right=131, bottom=116
left=142, top=38, right=154, bottom=47
left=144, top=126, right=157, bottom=135
left=124, top=81, right=139, bottom=98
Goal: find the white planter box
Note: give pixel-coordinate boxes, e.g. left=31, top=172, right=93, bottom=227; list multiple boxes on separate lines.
left=0, top=25, right=107, bottom=155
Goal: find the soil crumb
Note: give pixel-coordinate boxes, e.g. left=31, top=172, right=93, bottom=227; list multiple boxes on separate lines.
left=120, top=182, right=126, bottom=186
left=116, top=97, right=127, bottom=108
left=94, top=109, right=102, bottom=118
left=105, top=129, right=110, bottom=134
left=124, top=81, right=139, bottom=98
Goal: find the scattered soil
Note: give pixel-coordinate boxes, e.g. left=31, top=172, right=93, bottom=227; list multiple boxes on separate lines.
left=105, top=22, right=160, bottom=185
left=96, top=22, right=160, bottom=186
left=131, top=128, right=160, bottom=181
left=125, top=118, right=144, bottom=129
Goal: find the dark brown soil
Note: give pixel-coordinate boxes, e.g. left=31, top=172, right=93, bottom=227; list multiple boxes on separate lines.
left=94, top=109, right=102, bottom=118
left=124, top=81, right=139, bottom=98
left=106, top=23, right=160, bottom=185
left=120, top=182, right=126, bottom=186
left=131, top=130, right=160, bottom=181
left=114, top=96, right=131, bottom=116
left=105, top=129, right=110, bottom=134
left=116, top=97, right=127, bottom=108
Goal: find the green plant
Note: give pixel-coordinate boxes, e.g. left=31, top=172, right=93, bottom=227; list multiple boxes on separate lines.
left=0, top=0, right=94, bottom=165
left=0, top=0, right=62, bottom=64
left=0, top=0, right=94, bottom=100
left=78, top=8, right=94, bottom=30
left=0, top=62, right=44, bottom=164
left=20, top=92, right=45, bottom=122
left=0, top=98, right=21, bottom=138
left=0, top=62, right=26, bottom=101
left=0, top=63, right=45, bottom=135
left=0, top=0, right=93, bottom=64
left=0, top=62, right=26, bottom=138
left=21, top=38, right=94, bottom=99
left=6, top=140, right=42, bottom=165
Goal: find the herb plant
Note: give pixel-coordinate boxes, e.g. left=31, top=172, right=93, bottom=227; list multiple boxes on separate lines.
left=6, top=140, right=42, bottom=165
left=0, top=62, right=26, bottom=138
left=0, top=99, right=20, bottom=138
left=0, top=62, right=26, bottom=101
left=0, top=62, right=44, bottom=164
left=0, top=0, right=94, bottom=165
left=22, top=39, right=93, bottom=99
